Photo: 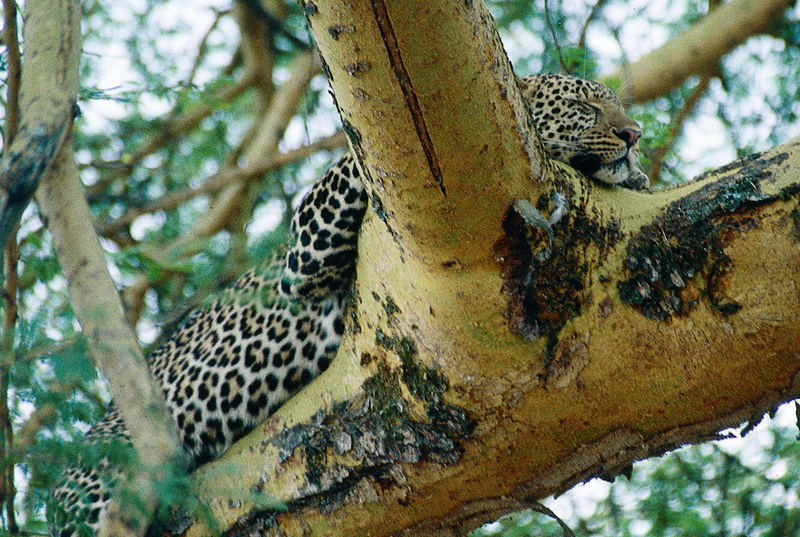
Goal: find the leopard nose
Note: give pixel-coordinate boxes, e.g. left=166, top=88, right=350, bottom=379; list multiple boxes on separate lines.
left=614, top=127, right=642, bottom=148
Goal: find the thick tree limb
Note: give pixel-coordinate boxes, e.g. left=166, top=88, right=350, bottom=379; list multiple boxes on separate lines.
left=164, top=1, right=800, bottom=536
left=609, top=0, right=795, bottom=103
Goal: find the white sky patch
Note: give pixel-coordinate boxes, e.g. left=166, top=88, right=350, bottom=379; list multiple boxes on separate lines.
left=630, top=518, right=653, bottom=536
left=247, top=198, right=286, bottom=242
left=137, top=289, right=161, bottom=345
left=130, top=211, right=167, bottom=241
left=676, top=107, right=736, bottom=176
left=765, top=459, right=788, bottom=481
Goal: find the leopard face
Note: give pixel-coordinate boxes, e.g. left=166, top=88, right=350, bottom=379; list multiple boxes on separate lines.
left=519, top=73, right=648, bottom=189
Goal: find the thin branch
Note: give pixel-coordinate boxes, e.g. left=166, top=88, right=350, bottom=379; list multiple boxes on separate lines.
left=168, top=52, right=319, bottom=252
left=3, top=229, right=18, bottom=329
left=647, top=77, right=711, bottom=184
left=120, top=50, right=319, bottom=326
left=186, top=8, right=230, bottom=87
left=237, top=0, right=309, bottom=50
left=2, top=0, right=22, bottom=150
left=96, top=131, right=346, bottom=237
left=1, top=215, right=20, bottom=530
left=104, top=2, right=286, bottom=324
left=16, top=335, right=82, bottom=363
left=528, top=502, right=576, bottom=537
left=12, top=379, right=83, bottom=450
left=86, top=76, right=255, bottom=196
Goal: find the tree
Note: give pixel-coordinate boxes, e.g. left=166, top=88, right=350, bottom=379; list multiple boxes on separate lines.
left=0, top=0, right=798, bottom=535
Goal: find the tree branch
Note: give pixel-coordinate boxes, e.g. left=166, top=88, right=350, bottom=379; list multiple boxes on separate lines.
left=16, top=1, right=184, bottom=533
left=86, top=77, right=254, bottom=197
left=36, top=139, right=186, bottom=537
left=2, top=0, right=21, bottom=148
left=185, top=8, right=231, bottom=88
left=0, top=0, right=80, bottom=254
left=167, top=0, right=800, bottom=534
left=609, top=0, right=794, bottom=103
left=544, top=0, right=569, bottom=73
left=647, top=76, right=711, bottom=184
left=120, top=51, right=321, bottom=326
left=578, top=0, right=609, bottom=50
left=185, top=134, right=800, bottom=537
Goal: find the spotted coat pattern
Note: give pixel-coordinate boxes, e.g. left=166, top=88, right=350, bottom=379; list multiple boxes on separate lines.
left=48, top=74, right=646, bottom=537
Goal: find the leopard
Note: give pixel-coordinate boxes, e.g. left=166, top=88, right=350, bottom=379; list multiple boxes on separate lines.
left=47, top=73, right=647, bottom=537
left=519, top=73, right=648, bottom=189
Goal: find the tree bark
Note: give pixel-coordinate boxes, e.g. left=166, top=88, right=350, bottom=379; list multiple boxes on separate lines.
left=0, top=0, right=80, bottom=248
left=167, top=1, right=800, bottom=535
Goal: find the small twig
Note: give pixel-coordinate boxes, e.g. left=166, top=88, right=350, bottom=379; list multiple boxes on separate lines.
left=16, top=335, right=82, bottom=363
left=86, top=76, right=254, bottom=195
left=186, top=8, right=230, bottom=87
left=544, top=0, right=569, bottom=73
left=529, top=501, right=576, bottom=537
left=1, top=220, right=20, bottom=531
left=578, top=0, right=609, bottom=50
left=237, top=0, right=309, bottom=50
left=13, top=379, right=85, bottom=450
left=0, top=365, right=16, bottom=532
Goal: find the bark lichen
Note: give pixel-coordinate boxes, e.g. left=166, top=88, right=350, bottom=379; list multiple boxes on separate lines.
left=618, top=153, right=786, bottom=319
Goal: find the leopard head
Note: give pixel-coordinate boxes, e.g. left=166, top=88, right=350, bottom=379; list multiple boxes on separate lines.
left=519, top=73, right=649, bottom=190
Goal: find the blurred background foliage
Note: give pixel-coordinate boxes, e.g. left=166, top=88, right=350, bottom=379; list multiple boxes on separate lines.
left=0, top=0, right=798, bottom=534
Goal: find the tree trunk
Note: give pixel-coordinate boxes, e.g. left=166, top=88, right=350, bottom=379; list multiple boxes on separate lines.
left=166, top=0, right=800, bottom=535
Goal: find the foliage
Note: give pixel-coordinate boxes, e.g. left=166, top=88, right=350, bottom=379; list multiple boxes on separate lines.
left=0, top=0, right=797, bottom=533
